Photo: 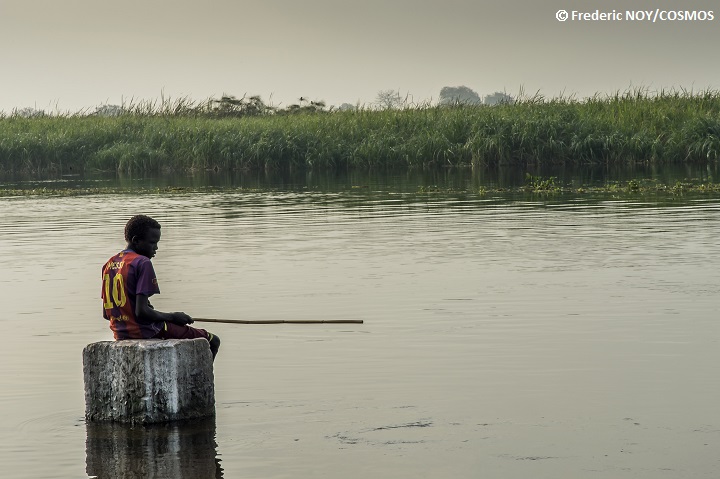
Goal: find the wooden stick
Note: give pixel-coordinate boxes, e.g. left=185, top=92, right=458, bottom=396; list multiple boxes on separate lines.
left=193, top=317, right=363, bottom=325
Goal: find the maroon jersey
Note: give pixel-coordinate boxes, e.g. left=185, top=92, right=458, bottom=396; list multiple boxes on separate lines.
left=101, top=250, right=161, bottom=339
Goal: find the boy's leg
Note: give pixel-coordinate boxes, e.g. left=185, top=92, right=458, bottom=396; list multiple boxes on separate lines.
left=155, top=322, right=220, bottom=359
left=208, top=334, right=220, bottom=358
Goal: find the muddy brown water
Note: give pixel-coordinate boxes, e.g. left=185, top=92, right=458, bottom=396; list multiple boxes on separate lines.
left=1, top=187, right=719, bottom=478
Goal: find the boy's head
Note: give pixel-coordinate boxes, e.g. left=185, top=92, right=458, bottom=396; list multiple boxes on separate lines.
left=125, top=215, right=161, bottom=258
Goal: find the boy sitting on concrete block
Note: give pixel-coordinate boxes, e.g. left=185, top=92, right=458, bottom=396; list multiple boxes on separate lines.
left=101, top=214, right=220, bottom=359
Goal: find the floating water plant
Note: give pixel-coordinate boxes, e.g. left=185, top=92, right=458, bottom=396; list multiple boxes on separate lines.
left=3, top=178, right=720, bottom=198
left=524, top=174, right=560, bottom=192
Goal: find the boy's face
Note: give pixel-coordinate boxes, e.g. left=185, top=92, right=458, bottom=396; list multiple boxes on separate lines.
left=132, top=227, right=161, bottom=259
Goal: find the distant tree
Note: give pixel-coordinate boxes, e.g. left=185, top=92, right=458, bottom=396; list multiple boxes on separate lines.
left=14, top=107, right=46, bottom=118
left=282, top=97, right=327, bottom=114
left=438, top=86, right=482, bottom=106
left=94, top=104, right=123, bottom=117
left=375, top=89, right=405, bottom=109
left=484, top=91, right=514, bottom=105
left=210, top=94, right=273, bottom=117
left=337, top=103, right=356, bottom=112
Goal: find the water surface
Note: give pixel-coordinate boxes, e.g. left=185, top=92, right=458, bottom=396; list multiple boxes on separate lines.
left=1, top=186, right=719, bottom=478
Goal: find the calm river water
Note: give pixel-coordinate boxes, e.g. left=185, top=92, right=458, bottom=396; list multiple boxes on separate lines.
left=1, top=174, right=719, bottom=478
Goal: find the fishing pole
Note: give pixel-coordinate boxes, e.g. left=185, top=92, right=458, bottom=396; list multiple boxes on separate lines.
left=193, top=317, right=363, bottom=325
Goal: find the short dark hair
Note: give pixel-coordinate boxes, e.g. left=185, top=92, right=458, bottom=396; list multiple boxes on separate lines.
left=125, top=215, right=161, bottom=242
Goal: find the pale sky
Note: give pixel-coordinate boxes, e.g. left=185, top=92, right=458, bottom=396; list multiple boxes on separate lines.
left=1, top=0, right=718, bottom=113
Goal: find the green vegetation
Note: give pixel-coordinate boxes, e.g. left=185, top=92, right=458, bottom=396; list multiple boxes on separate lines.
left=4, top=178, right=720, bottom=199
left=415, top=177, right=720, bottom=197
left=1, top=89, right=719, bottom=174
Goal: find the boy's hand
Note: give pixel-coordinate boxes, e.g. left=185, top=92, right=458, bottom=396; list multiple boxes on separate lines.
left=172, top=312, right=194, bottom=325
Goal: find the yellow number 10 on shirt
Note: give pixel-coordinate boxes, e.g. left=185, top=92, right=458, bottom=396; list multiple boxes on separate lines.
left=103, top=274, right=127, bottom=309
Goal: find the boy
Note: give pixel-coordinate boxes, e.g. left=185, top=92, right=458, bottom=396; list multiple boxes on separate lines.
left=102, top=214, right=220, bottom=359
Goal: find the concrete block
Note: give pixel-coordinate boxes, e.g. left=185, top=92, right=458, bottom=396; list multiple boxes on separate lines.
left=83, top=339, right=215, bottom=424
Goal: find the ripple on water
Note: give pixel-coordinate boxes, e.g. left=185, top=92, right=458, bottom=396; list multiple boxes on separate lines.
left=2, top=192, right=720, bottom=479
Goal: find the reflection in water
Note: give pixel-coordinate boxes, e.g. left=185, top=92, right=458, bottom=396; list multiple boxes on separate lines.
left=1, top=161, right=717, bottom=192
left=86, top=417, right=223, bottom=479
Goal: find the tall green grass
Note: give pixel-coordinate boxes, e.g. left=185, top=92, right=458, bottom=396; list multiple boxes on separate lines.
left=1, top=89, right=719, bottom=173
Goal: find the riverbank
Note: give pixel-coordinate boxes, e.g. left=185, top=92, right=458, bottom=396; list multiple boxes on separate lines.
left=2, top=177, right=720, bottom=199
left=1, top=90, right=719, bottom=174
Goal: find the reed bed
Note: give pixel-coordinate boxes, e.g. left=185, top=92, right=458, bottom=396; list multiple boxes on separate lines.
left=1, top=90, right=719, bottom=173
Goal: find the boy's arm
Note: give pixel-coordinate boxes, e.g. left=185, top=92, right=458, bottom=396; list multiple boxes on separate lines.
left=135, top=294, right=193, bottom=325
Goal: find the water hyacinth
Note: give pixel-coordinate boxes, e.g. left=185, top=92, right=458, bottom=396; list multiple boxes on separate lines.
left=0, top=89, right=719, bottom=174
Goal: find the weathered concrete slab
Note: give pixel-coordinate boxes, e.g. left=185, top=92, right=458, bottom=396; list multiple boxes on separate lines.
left=83, top=339, right=215, bottom=424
